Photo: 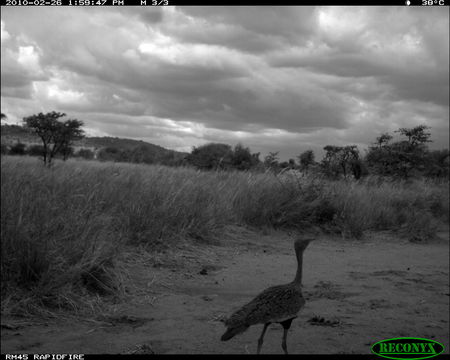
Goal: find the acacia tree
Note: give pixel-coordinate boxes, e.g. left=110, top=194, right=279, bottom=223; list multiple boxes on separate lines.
left=374, top=133, right=393, bottom=148
left=321, top=145, right=361, bottom=179
left=57, top=119, right=85, bottom=160
left=396, top=125, right=431, bottom=147
left=23, top=111, right=84, bottom=166
left=321, top=146, right=342, bottom=178
left=298, top=150, right=315, bottom=172
left=366, top=125, right=432, bottom=178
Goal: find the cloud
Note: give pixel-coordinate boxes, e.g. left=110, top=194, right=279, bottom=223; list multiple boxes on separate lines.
left=175, top=7, right=318, bottom=50
left=1, top=6, right=448, bottom=160
left=1, top=20, right=10, bottom=42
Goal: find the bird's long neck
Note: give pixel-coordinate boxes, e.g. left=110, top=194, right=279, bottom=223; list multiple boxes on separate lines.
left=293, top=247, right=304, bottom=286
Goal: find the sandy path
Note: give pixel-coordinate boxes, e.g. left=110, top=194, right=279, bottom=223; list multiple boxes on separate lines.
left=1, top=230, right=449, bottom=354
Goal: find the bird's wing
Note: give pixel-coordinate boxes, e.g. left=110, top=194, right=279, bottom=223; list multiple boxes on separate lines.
left=225, top=285, right=305, bottom=327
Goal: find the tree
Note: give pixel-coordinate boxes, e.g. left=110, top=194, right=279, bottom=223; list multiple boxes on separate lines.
left=57, top=119, right=85, bottom=161
left=1, top=113, right=7, bottom=121
left=298, top=150, right=315, bottom=172
left=321, top=146, right=342, bottom=178
left=396, top=125, right=431, bottom=147
left=374, top=133, right=393, bottom=148
left=186, top=143, right=233, bottom=170
left=349, top=157, right=365, bottom=180
left=186, top=143, right=261, bottom=171
left=341, top=145, right=360, bottom=179
left=424, top=149, right=449, bottom=178
left=59, top=145, right=74, bottom=160
left=366, top=125, right=433, bottom=179
left=288, top=158, right=296, bottom=168
left=264, top=152, right=279, bottom=171
left=231, top=143, right=260, bottom=170
left=321, top=145, right=361, bottom=179
left=23, top=111, right=84, bottom=166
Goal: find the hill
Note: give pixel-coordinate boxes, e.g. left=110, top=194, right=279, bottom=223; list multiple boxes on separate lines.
left=1, top=124, right=39, bottom=144
left=78, top=136, right=175, bottom=154
left=0, top=124, right=188, bottom=164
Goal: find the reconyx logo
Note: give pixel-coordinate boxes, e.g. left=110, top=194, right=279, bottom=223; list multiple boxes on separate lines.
left=371, top=337, right=445, bottom=360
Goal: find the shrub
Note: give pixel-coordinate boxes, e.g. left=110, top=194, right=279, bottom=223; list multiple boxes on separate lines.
left=1, top=144, right=8, bottom=155
left=27, top=144, right=45, bottom=157
left=77, top=148, right=95, bottom=160
left=9, top=142, right=26, bottom=155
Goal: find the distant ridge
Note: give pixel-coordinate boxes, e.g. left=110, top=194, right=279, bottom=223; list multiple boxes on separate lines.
left=79, top=136, right=172, bottom=152
left=1, top=124, right=188, bottom=160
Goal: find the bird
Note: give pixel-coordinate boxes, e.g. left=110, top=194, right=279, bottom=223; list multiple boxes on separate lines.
left=220, top=237, right=312, bottom=354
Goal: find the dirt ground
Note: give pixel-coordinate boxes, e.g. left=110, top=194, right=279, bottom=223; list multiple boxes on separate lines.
left=1, top=228, right=449, bottom=355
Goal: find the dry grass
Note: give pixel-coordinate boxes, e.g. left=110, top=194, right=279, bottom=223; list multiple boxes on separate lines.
left=1, top=156, right=448, bottom=314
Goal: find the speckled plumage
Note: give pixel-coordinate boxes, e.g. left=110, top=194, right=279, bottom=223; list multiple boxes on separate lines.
left=221, top=238, right=312, bottom=353
left=224, top=283, right=305, bottom=328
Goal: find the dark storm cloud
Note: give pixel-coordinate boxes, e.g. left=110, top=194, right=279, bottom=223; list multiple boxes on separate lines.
left=120, top=7, right=165, bottom=24
left=1, top=6, right=448, bottom=159
left=167, top=7, right=318, bottom=53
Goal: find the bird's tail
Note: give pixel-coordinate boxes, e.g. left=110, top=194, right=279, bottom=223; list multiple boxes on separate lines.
left=221, top=324, right=249, bottom=341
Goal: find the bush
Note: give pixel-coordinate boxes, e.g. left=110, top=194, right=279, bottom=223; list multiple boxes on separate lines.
left=186, top=143, right=261, bottom=171
left=59, top=145, right=74, bottom=160
left=77, top=148, right=95, bottom=160
left=97, top=146, right=123, bottom=162
left=27, top=144, right=45, bottom=157
left=186, top=143, right=233, bottom=170
left=1, top=144, right=8, bottom=155
left=9, top=142, right=26, bottom=155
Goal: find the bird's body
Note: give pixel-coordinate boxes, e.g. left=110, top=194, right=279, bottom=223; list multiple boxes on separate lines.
left=221, top=283, right=305, bottom=340
left=221, top=238, right=312, bottom=354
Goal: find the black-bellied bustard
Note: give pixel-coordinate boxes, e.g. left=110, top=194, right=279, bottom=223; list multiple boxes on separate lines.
left=221, top=237, right=312, bottom=354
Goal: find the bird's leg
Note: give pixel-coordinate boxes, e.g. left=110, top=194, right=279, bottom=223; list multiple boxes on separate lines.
left=280, top=318, right=294, bottom=355
left=257, top=323, right=270, bottom=355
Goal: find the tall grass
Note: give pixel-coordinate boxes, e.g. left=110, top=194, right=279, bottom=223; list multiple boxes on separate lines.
left=321, top=177, right=448, bottom=239
left=1, top=156, right=448, bottom=313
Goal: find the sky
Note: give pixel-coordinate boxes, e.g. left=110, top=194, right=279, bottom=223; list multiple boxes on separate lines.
left=1, top=6, right=449, bottom=160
